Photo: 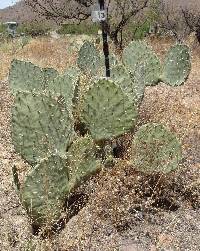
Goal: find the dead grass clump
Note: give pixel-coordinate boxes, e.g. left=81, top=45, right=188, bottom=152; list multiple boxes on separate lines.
left=18, top=37, right=77, bottom=72
left=0, top=36, right=81, bottom=81
left=83, top=159, right=199, bottom=232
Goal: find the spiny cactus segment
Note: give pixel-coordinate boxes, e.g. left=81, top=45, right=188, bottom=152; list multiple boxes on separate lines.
left=77, top=41, right=101, bottom=76
left=9, top=59, right=59, bottom=94
left=46, top=67, right=80, bottom=109
left=122, top=40, right=161, bottom=86
left=20, top=155, right=70, bottom=226
left=110, top=64, right=145, bottom=105
left=43, top=67, right=59, bottom=86
left=12, top=91, right=75, bottom=164
left=161, top=44, right=191, bottom=86
left=9, top=60, right=43, bottom=94
left=81, top=79, right=137, bottom=141
left=131, top=123, right=182, bottom=173
left=15, top=137, right=101, bottom=226
left=77, top=41, right=119, bottom=78
left=67, top=136, right=101, bottom=189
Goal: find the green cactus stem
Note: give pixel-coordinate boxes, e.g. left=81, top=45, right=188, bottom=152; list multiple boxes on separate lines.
left=20, top=155, right=70, bottom=226
left=81, top=79, right=138, bottom=141
left=122, top=40, right=161, bottom=86
left=131, top=123, right=182, bottom=173
left=161, top=44, right=191, bottom=86
left=12, top=91, right=75, bottom=164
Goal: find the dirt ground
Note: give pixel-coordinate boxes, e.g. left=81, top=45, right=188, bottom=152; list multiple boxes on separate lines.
left=0, top=36, right=199, bottom=250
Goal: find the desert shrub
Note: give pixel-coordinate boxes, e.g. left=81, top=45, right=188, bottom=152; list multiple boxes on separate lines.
left=118, top=20, right=152, bottom=47
left=57, top=23, right=99, bottom=35
left=0, top=23, right=6, bottom=34
left=132, top=21, right=151, bottom=39
left=17, top=22, right=51, bottom=37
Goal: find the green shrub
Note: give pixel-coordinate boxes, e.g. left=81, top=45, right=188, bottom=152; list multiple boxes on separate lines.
left=57, top=23, right=99, bottom=35
left=17, top=22, right=51, bottom=37
left=133, top=21, right=151, bottom=40
left=0, top=23, right=6, bottom=34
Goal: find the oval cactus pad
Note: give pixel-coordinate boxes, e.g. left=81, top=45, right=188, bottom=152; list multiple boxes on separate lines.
left=21, top=155, right=69, bottom=226
left=122, top=40, right=161, bottom=86
left=12, top=91, right=75, bottom=164
left=81, top=79, right=137, bottom=141
left=131, top=123, right=182, bottom=173
left=162, top=44, right=191, bottom=86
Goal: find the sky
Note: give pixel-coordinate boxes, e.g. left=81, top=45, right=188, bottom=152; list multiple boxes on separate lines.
left=0, top=0, right=19, bottom=9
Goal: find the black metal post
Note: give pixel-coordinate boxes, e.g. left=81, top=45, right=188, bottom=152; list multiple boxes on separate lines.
left=98, top=0, right=110, bottom=77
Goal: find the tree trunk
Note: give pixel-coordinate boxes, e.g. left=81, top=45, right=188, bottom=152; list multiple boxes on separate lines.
left=110, top=31, right=120, bottom=47
left=196, top=26, right=200, bottom=44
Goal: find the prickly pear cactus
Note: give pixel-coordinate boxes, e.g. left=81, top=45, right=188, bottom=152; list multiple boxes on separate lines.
left=43, top=67, right=59, bottom=86
left=122, top=41, right=161, bottom=86
left=110, top=64, right=133, bottom=98
left=20, top=155, right=69, bottom=226
left=110, top=64, right=145, bottom=105
left=77, top=41, right=118, bottom=77
left=63, top=67, right=80, bottom=80
left=77, top=41, right=101, bottom=76
left=46, top=67, right=80, bottom=108
left=12, top=91, right=75, bottom=164
left=9, top=59, right=58, bottom=94
left=161, top=44, right=191, bottom=86
left=97, top=53, right=119, bottom=77
left=9, top=60, right=43, bottom=94
left=131, top=123, right=182, bottom=173
left=81, top=79, right=138, bottom=141
left=67, top=136, right=101, bottom=189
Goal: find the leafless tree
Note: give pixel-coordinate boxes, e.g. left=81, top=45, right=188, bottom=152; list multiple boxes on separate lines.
left=106, top=0, right=150, bottom=46
left=156, top=0, right=188, bottom=42
left=156, top=0, right=200, bottom=43
left=25, top=0, right=151, bottom=47
left=24, top=0, right=93, bottom=22
left=181, top=7, right=200, bottom=43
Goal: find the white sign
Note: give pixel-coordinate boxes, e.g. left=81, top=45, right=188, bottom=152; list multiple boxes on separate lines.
left=92, top=10, right=106, bottom=22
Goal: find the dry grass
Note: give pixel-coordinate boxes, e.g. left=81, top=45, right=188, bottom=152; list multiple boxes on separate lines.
left=0, top=35, right=95, bottom=81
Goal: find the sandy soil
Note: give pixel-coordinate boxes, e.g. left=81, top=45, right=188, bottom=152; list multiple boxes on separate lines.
left=0, top=37, right=199, bottom=250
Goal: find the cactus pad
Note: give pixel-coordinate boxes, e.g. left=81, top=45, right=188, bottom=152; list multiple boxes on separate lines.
left=43, top=67, right=59, bottom=86
left=131, top=123, right=182, bottom=173
left=110, top=65, right=145, bottom=105
left=77, top=41, right=100, bottom=75
left=67, top=136, right=101, bottom=189
left=64, top=67, right=80, bottom=80
left=162, top=44, right=191, bottom=86
left=81, top=80, right=137, bottom=141
left=9, top=60, right=43, bottom=94
left=46, top=67, right=80, bottom=108
left=12, top=91, right=75, bottom=164
left=97, top=53, right=119, bottom=77
left=9, top=59, right=58, bottom=94
left=122, top=41, right=161, bottom=86
left=20, top=155, right=69, bottom=226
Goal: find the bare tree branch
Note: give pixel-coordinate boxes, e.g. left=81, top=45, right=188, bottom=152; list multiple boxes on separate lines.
left=25, top=0, right=151, bottom=47
left=107, top=0, right=150, bottom=46
left=155, top=0, right=200, bottom=43
left=25, top=0, right=93, bottom=23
